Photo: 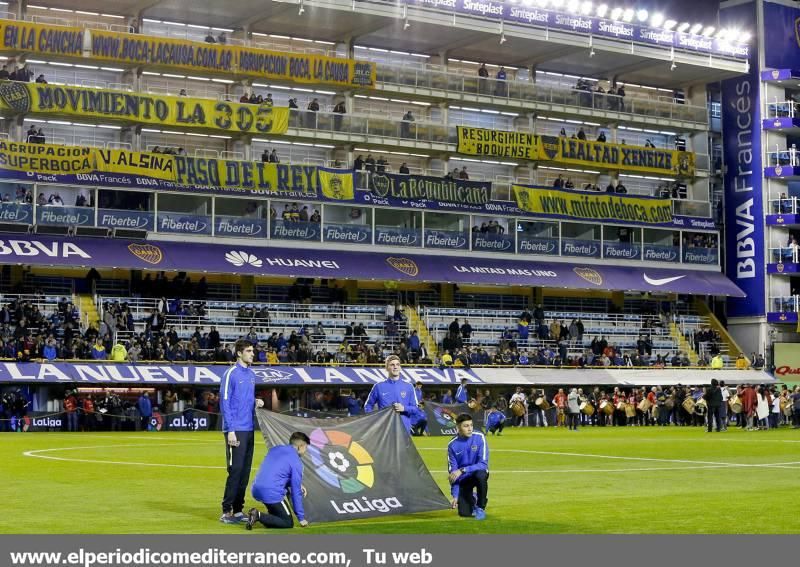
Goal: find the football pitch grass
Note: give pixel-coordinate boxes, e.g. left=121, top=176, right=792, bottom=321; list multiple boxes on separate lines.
left=2, top=427, right=800, bottom=534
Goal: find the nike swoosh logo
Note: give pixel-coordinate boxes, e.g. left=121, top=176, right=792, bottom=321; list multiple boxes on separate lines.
left=456, top=451, right=463, bottom=455
left=643, top=274, right=686, bottom=286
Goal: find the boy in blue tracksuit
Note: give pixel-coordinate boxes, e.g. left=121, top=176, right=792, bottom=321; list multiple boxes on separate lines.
left=364, top=355, right=419, bottom=433
left=485, top=406, right=505, bottom=435
left=247, top=432, right=310, bottom=530
left=219, top=339, right=264, bottom=524
left=447, top=413, right=490, bottom=520
left=455, top=378, right=469, bottom=404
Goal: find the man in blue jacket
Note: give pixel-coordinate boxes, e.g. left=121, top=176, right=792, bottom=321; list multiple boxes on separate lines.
left=455, top=378, right=469, bottom=404
left=447, top=413, right=489, bottom=520
left=220, top=339, right=264, bottom=524
left=136, top=392, right=152, bottom=432
left=246, top=431, right=310, bottom=529
left=364, top=355, right=418, bottom=433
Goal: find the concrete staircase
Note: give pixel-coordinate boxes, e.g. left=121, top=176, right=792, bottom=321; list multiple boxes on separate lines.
left=75, top=293, right=100, bottom=331
left=669, top=322, right=699, bottom=364
left=405, top=305, right=437, bottom=354
left=693, top=298, right=747, bottom=361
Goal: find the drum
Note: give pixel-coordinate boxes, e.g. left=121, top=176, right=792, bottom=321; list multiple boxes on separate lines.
left=467, top=399, right=479, bottom=410
left=580, top=401, right=595, bottom=416
left=665, top=397, right=675, bottom=411
left=694, top=400, right=708, bottom=416
left=615, top=401, right=625, bottom=411
left=599, top=400, right=614, bottom=415
left=510, top=401, right=525, bottom=417
left=781, top=400, right=793, bottom=417
left=729, top=395, right=742, bottom=414
left=637, top=398, right=652, bottom=412
left=624, top=404, right=637, bottom=418
left=535, top=397, right=551, bottom=411
left=682, top=397, right=695, bottom=415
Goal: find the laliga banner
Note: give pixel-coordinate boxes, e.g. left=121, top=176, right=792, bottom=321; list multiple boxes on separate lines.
left=457, top=126, right=695, bottom=176
left=0, top=142, right=353, bottom=199
left=88, top=29, right=376, bottom=88
left=0, top=20, right=85, bottom=57
left=256, top=408, right=450, bottom=522
left=512, top=185, right=673, bottom=225
left=0, top=82, right=289, bottom=136
left=422, top=401, right=485, bottom=437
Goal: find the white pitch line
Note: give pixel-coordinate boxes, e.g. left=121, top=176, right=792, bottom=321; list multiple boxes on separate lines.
left=23, top=443, right=224, bottom=469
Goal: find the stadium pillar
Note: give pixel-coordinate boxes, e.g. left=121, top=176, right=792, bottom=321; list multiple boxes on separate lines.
left=438, top=102, right=449, bottom=124
left=611, top=291, right=624, bottom=311
left=240, top=276, right=255, bottom=300
left=11, top=114, right=24, bottom=143
left=10, top=0, right=25, bottom=19
left=528, top=65, right=536, bottom=83
left=123, top=68, right=140, bottom=93
left=343, top=280, right=358, bottom=303
left=120, top=125, right=140, bottom=151
left=440, top=284, right=454, bottom=306
left=235, top=25, right=250, bottom=46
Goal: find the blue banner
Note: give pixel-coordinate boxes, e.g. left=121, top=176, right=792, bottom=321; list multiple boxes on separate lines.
left=721, top=0, right=765, bottom=317
left=375, top=227, right=421, bottom=247
left=763, top=2, right=800, bottom=69
left=270, top=219, right=320, bottom=241
left=472, top=232, right=514, bottom=252
left=561, top=239, right=601, bottom=258
left=0, top=202, right=32, bottom=224
left=424, top=229, right=468, bottom=250
left=767, top=312, right=798, bottom=324
left=323, top=223, right=371, bottom=244
left=517, top=235, right=558, bottom=255
left=604, top=242, right=641, bottom=260
left=97, top=208, right=154, bottom=231
left=0, top=362, right=482, bottom=385
left=643, top=244, right=680, bottom=263
left=156, top=212, right=212, bottom=235
left=215, top=215, right=267, bottom=238
left=36, top=206, right=93, bottom=226
left=683, top=247, right=719, bottom=265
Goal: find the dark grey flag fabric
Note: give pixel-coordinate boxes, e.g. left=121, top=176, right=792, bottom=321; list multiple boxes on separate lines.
left=422, top=402, right=485, bottom=436
left=255, top=408, right=450, bottom=523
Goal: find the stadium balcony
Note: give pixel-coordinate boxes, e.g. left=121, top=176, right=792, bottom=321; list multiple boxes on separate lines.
left=421, top=306, right=729, bottom=366
left=99, top=297, right=409, bottom=357
left=3, top=12, right=709, bottom=133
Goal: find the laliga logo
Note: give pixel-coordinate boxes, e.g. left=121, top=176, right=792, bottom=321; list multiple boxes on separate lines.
left=225, top=250, right=263, bottom=268
left=251, top=368, right=294, bottom=383
left=432, top=405, right=458, bottom=428
left=149, top=413, right=164, bottom=431
left=307, top=427, right=374, bottom=494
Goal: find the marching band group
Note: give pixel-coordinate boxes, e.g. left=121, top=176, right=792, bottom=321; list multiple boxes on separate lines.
left=476, top=382, right=800, bottom=431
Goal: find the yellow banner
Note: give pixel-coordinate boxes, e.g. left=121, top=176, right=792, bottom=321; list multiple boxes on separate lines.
left=456, top=126, right=539, bottom=160
left=552, top=137, right=695, bottom=177
left=318, top=168, right=355, bottom=200
left=513, top=185, right=674, bottom=225
left=0, top=81, right=289, bottom=135
left=456, top=126, right=695, bottom=176
left=88, top=29, right=376, bottom=88
left=0, top=20, right=85, bottom=57
left=0, top=141, right=95, bottom=174
left=0, top=141, right=353, bottom=198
